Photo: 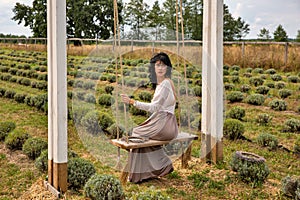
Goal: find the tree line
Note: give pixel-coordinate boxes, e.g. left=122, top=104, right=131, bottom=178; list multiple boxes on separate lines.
left=9, top=0, right=300, bottom=42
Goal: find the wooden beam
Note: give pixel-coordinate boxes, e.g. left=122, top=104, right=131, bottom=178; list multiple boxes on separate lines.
left=47, top=0, right=68, bottom=193
left=201, top=0, right=223, bottom=163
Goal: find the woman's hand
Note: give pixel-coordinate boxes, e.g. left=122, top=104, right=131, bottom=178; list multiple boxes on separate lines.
left=120, top=94, right=131, bottom=104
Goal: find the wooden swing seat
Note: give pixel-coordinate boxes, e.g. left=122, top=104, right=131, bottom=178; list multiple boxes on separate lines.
left=110, top=131, right=198, bottom=150
left=110, top=131, right=199, bottom=169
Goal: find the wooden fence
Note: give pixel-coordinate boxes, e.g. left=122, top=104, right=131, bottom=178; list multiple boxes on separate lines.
left=1, top=38, right=300, bottom=70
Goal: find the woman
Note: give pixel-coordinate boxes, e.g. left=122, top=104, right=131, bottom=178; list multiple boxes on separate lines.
left=121, top=52, right=178, bottom=183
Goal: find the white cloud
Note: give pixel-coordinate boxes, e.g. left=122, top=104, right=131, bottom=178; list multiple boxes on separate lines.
left=231, top=3, right=242, bottom=18
left=224, top=0, right=300, bottom=39
left=0, top=0, right=32, bottom=36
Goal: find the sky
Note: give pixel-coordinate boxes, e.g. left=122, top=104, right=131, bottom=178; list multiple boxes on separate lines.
left=0, top=0, right=299, bottom=39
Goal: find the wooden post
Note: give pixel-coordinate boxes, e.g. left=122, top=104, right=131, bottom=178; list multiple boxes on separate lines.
left=201, top=0, right=223, bottom=163
left=47, top=0, right=68, bottom=194
left=284, top=42, right=288, bottom=66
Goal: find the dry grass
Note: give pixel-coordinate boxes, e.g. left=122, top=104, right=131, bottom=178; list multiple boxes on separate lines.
left=1, top=41, right=299, bottom=71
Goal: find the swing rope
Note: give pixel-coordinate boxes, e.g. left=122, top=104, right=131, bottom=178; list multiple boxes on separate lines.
left=179, top=0, right=191, bottom=133
left=175, top=0, right=191, bottom=133
left=113, top=0, right=129, bottom=143
left=175, top=0, right=181, bottom=131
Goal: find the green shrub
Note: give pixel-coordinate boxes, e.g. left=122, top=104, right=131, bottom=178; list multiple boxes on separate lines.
left=231, top=71, right=239, bottom=76
left=90, top=72, right=101, bottom=80
left=227, top=106, right=245, bottom=120
left=287, top=75, right=300, bottom=83
left=72, top=106, right=90, bottom=124
left=130, top=106, right=147, bottom=116
left=256, top=113, right=272, bottom=125
left=81, top=110, right=101, bottom=134
left=268, top=99, right=287, bottom=111
left=68, top=157, right=96, bottom=189
left=240, top=84, right=251, bottom=93
left=127, top=186, right=171, bottom=200
left=14, top=93, right=27, bottom=103
left=193, top=86, right=202, bottom=97
left=230, top=151, right=269, bottom=187
left=278, top=89, right=292, bottom=99
left=231, top=76, right=240, bottom=83
left=4, top=90, right=16, bottom=99
left=249, top=77, right=264, bottom=87
left=35, top=149, right=48, bottom=172
left=223, top=76, right=229, bottom=83
left=270, top=74, right=282, bottom=81
left=83, top=81, right=96, bottom=90
left=0, top=121, right=16, bottom=141
left=243, top=72, right=252, bottom=78
left=138, top=91, right=152, bottom=102
left=255, top=86, right=270, bottom=95
left=107, top=123, right=125, bottom=139
left=260, top=74, right=267, bottom=79
left=37, top=74, right=47, bottom=81
left=264, top=68, right=276, bottom=74
left=275, top=81, right=285, bottom=89
left=246, top=94, right=265, bottom=105
left=85, top=93, right=96, bottom=104
left=281, top=176, right=300, bottom=199
left=36, top=81, right=47, bottom=90
left=294, top=136, right=300, bottom=154
left=264, top=82, right=275, bottom=88
left=98, top=112, right=114, bottom=131
left=33, top=94, right=48, bottom=112
left=84, top=174, right=124, bottom=200
left=9, top=77, right=17, bottom=83
left=223, top=70, right=229, bottom=76
left=24, top=95, right=34, bottom=106
left=180, top=110, right=195, bottom=127
left=74, top=80, right=84, bottom=88
left=226, top=91, right=244, bottom=103
left=0, top=88, right=6, bottom=97
left=246, top=67, right=253, bottom=73
left=253, top=68, right=263, bottom=74
left=67, top=91, right=73, bottom=99
left=223, top=119, right=245, bottom=140
left=98, top=94, right=114, bottom=106
left=224, top=83, right=235, bottom=91
left=67, top=79, right=74, bottom=87
left=256, top=133, right=278, bottom=150
left=75, top=91, right=85, bottom=101
left=21, top=78, right=31, bottom=86
left=22, top=137, right=47, bottom=160
left=223, top=65, right=230, bottom=70
left=283, top=118, right=300, bottom=133
left=4, top=129, right=30, bottom=150
left=107, top=74, right=116, bottom=83
left=35, top=149, right=78, bottom=172
left=39, top=66, right=47, bottom=72
left=230, top=65, right=240, bottom=71
left=104, top=85, right=114, bottom=94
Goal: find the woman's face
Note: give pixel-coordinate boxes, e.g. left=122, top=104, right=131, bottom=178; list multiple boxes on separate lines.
left=154, top=60, right=167, bottom=79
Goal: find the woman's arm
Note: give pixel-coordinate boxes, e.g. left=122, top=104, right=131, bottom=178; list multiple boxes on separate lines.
left=120, top=80, right=172, bottom=113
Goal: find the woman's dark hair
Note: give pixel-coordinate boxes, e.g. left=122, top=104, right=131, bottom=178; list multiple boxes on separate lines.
left=149, top=52, right=172, bottom=87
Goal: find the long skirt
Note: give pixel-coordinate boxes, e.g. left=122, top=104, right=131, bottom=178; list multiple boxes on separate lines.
left=128, top=111, right=178, bottom=183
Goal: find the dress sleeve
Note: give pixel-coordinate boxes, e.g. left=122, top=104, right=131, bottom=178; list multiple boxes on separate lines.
left=134, top=80, right=172, bottom=113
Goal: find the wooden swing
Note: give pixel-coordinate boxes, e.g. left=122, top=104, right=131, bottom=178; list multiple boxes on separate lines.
left=110, top=0, right=199, bottom=182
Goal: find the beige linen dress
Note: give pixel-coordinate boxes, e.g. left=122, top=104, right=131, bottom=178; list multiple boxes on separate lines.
left=128, top=79, right=178, bottom=183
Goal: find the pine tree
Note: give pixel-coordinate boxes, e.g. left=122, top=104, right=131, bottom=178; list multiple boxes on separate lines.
left=257, top=28, right=271, bottom=41
left=273, top=24, right=288, bottom=42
